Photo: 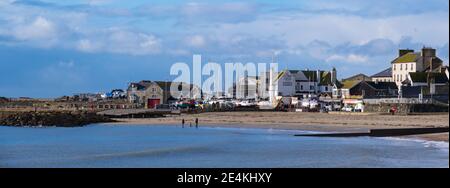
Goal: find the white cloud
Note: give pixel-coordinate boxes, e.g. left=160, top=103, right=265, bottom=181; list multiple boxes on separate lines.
left=13, top=16, right=57, bottom=41
left=185, top=35, right=206, bottom=48
left=326, top=54, right=368, bottom=63
left=107, top=30, right=161, bottom=55
left=77, top=39, right=101, bottom=52
left=210, top=12, right=449, bottom=48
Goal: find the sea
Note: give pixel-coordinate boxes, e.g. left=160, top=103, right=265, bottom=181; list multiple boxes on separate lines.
left=0, top=124, right=448, bottom=168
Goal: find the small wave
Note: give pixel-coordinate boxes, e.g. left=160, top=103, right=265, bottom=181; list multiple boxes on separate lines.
left=78, top=145, right=212, bottom=160
left=380, top=137, right=449, bottom=151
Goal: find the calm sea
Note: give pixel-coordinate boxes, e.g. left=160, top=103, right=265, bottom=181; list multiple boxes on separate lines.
left=0, top=124, right=448, bottom=168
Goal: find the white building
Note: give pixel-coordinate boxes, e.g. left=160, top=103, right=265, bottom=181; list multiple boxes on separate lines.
left=266, top=68, right=339, bottom=98
left=391, top=48, right=444, bottom=87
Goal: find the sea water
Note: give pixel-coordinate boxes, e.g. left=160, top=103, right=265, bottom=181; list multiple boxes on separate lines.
left=0, top=124, right=448, bottom=168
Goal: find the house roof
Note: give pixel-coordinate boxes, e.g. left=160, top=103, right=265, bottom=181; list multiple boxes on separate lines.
left=424, top=57, right=444, bottom=71
left=341, top=80, right=360, bottom=89
left=371, top=67, right=392, bottom=78
left=342, top=73, right=371, bottom=82
left=409, top=72, right=449, bottom=84
left=365, top=81, right=397, bottom=90
left=154, top=81, right=174, bottom=91
left=391, top=52, right=420, bottom=64
left=301, top=70, right=318, bottom=82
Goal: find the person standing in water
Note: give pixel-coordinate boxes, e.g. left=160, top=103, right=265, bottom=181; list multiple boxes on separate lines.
left=181, top=119, right=185, bottom=128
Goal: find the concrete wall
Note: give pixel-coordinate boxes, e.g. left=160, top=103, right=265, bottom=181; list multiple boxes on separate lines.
left=364, top=103, right=448, bottom=114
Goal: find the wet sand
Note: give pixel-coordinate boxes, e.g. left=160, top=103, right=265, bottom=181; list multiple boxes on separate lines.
left=109, top=111, right=449, bottom=142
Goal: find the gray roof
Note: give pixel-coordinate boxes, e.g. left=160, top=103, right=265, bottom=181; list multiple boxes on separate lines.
left=371, top=67, right=392, bottom=78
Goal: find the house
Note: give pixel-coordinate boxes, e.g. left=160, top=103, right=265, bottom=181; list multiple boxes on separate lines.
left=109, top=89, right=126, bottom=99
left=333, top=80, right=360, bottom=99
left=268, top=68, right=340, bottom=98
left=334, top=80, right=397, bottom=99
left=127, top=80, right=201, bottom=108
left=371, top=67, right=392, bottom=82
left=73, top=93, right=102, bottom=102
left=391, top=47, right=444, bottom=87
left=229, top=76, right=259, bottom=99
left=401, top=72, right=449, bottom=96
left=341, top=73, right=371, bottom=82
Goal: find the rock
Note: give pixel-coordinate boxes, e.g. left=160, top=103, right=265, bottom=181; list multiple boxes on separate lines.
left=0, top=111, right=115, bottom=127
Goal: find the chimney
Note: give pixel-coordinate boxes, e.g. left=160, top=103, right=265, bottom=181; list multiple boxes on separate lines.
left=422, top=47, right=436, bottom=58
left=316, top=70, right=320, bottom=93
left=399, top=49, right=414, bottom=57
left=331, top=67, right=337, bottom=85
left=422, top=47, right=436, bottom=72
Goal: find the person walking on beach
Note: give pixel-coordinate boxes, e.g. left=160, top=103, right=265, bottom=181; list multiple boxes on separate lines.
left=195, top=118, right=199, bottom=128
left=189, top=122, right=192, bottom=127
left=181, top=119, right=185, bottom=128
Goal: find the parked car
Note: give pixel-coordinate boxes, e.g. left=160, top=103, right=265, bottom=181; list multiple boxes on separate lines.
left=341, top=106, right=353, bottom=112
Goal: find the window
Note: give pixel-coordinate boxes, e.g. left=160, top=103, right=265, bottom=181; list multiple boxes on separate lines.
left=310, top=85, right=314, bottom=90
left=394, top=65, right=396, bottom=71
left=406, top=64, right=408, bottom=70
left=400, top=74, right=402, bottom=81
left=411, top=64, right=414, bottom=71
left=300, top=85, right=303, bottom=90
left=400, top=64, right=402, bottom=70
left=283, top=82, right=292, bottom=86
left=324, top=86, right=328, bottom=91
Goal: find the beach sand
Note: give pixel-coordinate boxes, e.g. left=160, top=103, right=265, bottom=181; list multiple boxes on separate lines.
left=109, top=111, right=449, bottom=142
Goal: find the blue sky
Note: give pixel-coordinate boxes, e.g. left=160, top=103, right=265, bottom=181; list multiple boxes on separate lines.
left=0, top=0, right=449, bottom=97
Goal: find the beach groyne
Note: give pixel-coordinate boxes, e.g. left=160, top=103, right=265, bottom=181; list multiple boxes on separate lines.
left=0, top=111, right=114, bottom=127
left=295, top=127, right=450, bottom=137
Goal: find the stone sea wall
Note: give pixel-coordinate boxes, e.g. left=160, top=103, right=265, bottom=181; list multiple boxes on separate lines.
left=364, top=103, right=449, bottom=114
left=0, top=111, right=114, bottom=127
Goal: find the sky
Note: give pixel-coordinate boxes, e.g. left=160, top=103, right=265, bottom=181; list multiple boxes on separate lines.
left=0, top=0, right=449, bottom=97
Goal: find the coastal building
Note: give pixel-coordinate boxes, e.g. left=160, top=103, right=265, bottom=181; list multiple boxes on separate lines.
left=391, top=47, right=444, bottom=87
left=333, top=80, right=397, bottom=99
left=229, top=76, right=259, bottom=99
left=333, top=80, right=360, bottom=99
left=127, top=80, right=201, bottom=108
left=268, top=68, right=340, bottom=98
left=108, top=89, right=126, bottom=99
left=371, top=68, right=392, bottom=82
left=401, top=72, right=449, bottom=96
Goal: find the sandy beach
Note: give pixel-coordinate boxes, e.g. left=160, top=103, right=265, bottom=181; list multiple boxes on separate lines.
left=109, top=111, right=449, bottom=142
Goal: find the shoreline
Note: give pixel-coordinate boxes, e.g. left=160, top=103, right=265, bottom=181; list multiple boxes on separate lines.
left=107, top=111, right=449, bottom=142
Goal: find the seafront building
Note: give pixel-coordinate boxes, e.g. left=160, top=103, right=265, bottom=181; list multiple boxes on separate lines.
left=266, top=68, right=340, bottom=98
left=391, top=47, right=444, bottom=87
left=371, top=68, right=393, bottom=82
left=127, top=80, right=201, bottom=108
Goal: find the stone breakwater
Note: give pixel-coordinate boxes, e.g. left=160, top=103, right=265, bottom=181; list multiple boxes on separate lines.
left=0, top=111, right=115, bottom=127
